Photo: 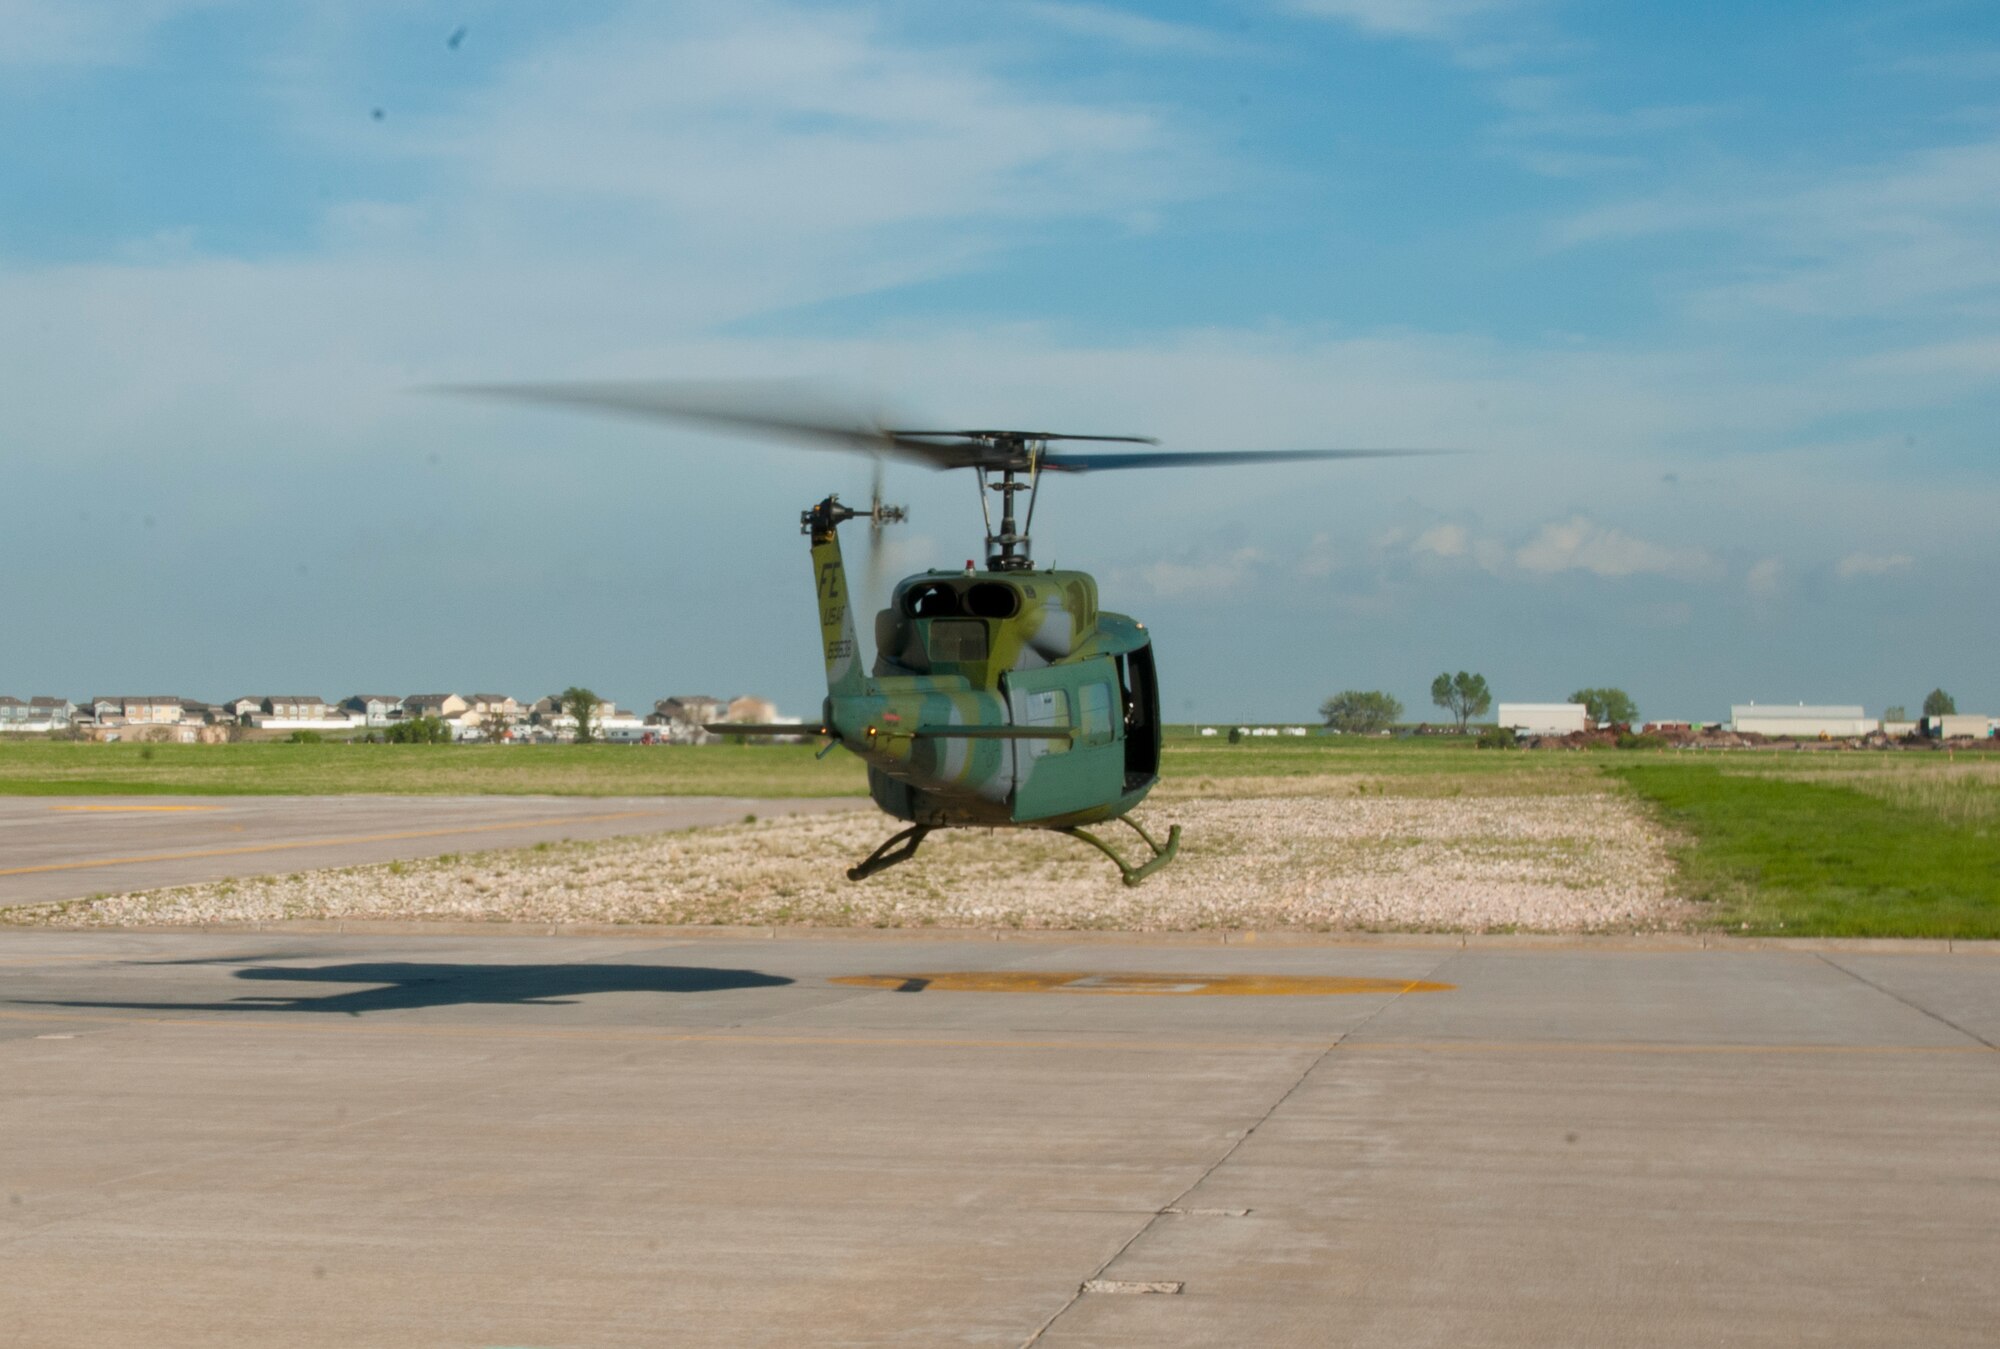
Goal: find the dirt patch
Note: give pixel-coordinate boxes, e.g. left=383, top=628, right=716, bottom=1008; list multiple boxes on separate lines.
left=10, top=788, right=1687, bottom=934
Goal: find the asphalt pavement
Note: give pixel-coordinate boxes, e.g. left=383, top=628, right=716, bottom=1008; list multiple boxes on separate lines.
left=1, top=929, right=1994, bottom=1347
left=0, top=795, right=867, bottom=907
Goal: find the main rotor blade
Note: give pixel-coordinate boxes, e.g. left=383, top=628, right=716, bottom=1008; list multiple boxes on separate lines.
left=887, top=430, right=1160, bottom=445
left=431, top=379, right=985, bottom=469
left=1037, top=447, right=1456, bottom=473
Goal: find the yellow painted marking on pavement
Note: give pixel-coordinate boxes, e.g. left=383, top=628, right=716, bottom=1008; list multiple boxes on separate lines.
left=831, top=971, right=1454, bottom=996
left=49, top=805, right=222, bottom=814
left=0, top=810, right=670, bottom=878
left=1335, top=1038, right=1995, bottom=1056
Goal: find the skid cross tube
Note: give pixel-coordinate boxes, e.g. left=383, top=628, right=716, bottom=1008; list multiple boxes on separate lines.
left=846, top=824, right=934, bottom=882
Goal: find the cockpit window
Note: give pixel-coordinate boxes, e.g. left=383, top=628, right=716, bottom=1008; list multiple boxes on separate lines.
left=926, top=619, right=988, bottom=663
left=904, top=583, right=961, bottom=618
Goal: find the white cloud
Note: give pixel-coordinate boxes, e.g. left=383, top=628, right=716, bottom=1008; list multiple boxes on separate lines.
left=1514, top=516, right=1723, bottom=581
left=1836, top=551, right=1914, bottom=578
left=1017, top=2, right=1246, bottom=53
left=0, top=0, right=220, bottom=69
left=1745, top=557, right=1785, bottom=598
left=1412, top=522, right=1469, bottom=557
left=1558, top=135, right=2000, bottom=321
left=1299, top=531, right=1341, bottom=578
left=1287, top=0, right=1513, bottom=40
left=410, top=6, right=1202, bottom=242
left=1115, top=547, right=1267, bottom=598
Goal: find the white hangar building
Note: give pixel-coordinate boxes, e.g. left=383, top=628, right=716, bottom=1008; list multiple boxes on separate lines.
left=1499, top=702, right=1589, bottom=735
left=1729, top=704, right=1873, bottom=738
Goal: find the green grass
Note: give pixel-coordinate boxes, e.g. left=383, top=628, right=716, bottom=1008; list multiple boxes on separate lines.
left=1612, top=763, right=2000, bottom=938
left=0, top=741, right=868, bottom=798
left=14, top=735, right=2000, bottom=940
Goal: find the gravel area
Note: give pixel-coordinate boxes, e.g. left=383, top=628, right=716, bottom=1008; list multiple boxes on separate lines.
left=8, top=787, right=1687, bottom=933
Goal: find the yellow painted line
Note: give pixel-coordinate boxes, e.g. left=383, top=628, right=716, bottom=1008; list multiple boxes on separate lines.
left=1335, top=1038, right=1995, bottom=1057
left=0, top=810, right=670, bottom=878
left=831, top=971, right=1455, bottom=996
left=49, top=804, right=223, bottom=814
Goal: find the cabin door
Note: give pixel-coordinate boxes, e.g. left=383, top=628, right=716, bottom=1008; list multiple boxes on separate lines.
left=1005, top=659, right=1123, bottom=822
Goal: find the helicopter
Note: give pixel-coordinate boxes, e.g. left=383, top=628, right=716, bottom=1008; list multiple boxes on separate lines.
left=446, top=381, right=1434, bottom=885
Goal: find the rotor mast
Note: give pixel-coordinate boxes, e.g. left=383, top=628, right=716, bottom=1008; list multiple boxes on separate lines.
left=975, top=435, right=1045, bottom=572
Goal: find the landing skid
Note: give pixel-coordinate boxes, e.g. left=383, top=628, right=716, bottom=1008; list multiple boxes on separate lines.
left=844, top=816, right=1181, bottom=886
left=846, top=824, right=933, bottom=882
left=1063, top=816, right=1182, bottom=887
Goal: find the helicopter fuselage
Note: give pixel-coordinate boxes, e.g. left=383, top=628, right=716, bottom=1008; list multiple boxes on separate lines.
left=807, top=501, right=1162, bottom=831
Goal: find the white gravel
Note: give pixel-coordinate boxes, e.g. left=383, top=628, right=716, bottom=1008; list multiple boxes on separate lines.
left=10, top=787, right=1687, bottom=933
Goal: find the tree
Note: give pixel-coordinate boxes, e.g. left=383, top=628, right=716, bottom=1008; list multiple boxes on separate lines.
left=1320, top=690, right=1404, bottom=734
left=1429, top=671, right=1491, bottom=731
left=1569, top=687, right=1638, bottom=728
left=1884, top=705, right=1907, bottom=723
left=1923, top=688, right=1956, bottom=717
left=384, top=714, right=451, bottom=744
left=562, top=686, right=602, bottom=743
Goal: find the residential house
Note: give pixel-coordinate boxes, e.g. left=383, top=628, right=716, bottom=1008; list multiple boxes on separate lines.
left=261, top=696, right=330, bottom=721
left=92, top=696, right=185, bottom=726
left=342, top=695, right=403, bottom=727
left=725, top=695, right=779, bottom=725
left=650, top=695, right=727, bottom=744
left=402, top=694, right=469, bottom=721
left=28, top=697, right=76, bottom=730
left=528, top=695, right=577, bottom=739
left=224, top=697, right=264, bottom=722
left=464, top=694, right=521, bottom=728
left=596, top=702, right=646, bottom=740
left=0, top=697, right=28, bottom=727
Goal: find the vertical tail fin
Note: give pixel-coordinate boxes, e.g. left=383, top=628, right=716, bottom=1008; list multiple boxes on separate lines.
left=803, top=497, right=868, bottom=697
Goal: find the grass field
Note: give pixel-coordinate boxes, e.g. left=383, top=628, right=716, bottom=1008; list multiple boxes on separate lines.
left=5, top=735, right=1997, bottom=937
left=1612, top=761, right=2000, bottom=938
left=0, top=741, right=868, bottom=797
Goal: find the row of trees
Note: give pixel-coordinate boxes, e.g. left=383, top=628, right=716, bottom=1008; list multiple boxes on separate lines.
left=369, top=687, right=605, bottom=744
left=1320, top=675, right=1635, bottom=733
left=1323, top=682, right=1965, bottom=734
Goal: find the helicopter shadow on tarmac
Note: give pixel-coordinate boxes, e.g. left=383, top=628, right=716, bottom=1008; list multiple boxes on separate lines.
left=20, top=959, right=795, bottom=1017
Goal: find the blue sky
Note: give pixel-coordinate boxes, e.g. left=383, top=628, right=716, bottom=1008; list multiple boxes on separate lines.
left=3, top=0, right=1997, bottom=722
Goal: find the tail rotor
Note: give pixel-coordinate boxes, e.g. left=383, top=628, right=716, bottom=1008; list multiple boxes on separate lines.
left=862, top=456, right=908, bottom=615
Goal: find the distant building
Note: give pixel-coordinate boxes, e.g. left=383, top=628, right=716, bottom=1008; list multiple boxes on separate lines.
left=1729, top=704, right=1873, bottom=738
left=1500, top=702, right=1589, bottom=735
left=403, top=693, right=469, bottom=720
left=261, top=696, right=330, bottom=721
left=651, top=695, right=727, bottom=744
left=343, top=695, right=403, bottom=727
left=92, top=696, right=185, bottom=726
left=1924, top=714, right=1995, bottom=740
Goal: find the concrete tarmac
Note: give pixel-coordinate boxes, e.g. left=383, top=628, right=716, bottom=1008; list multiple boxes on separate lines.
left=1, top=929, right=1994, bottom=1347
left=0, top=795, right=867, bottom=907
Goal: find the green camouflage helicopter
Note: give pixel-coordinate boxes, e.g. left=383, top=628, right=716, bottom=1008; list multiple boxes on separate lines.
left=449, top=382, right=1431, bottom=884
